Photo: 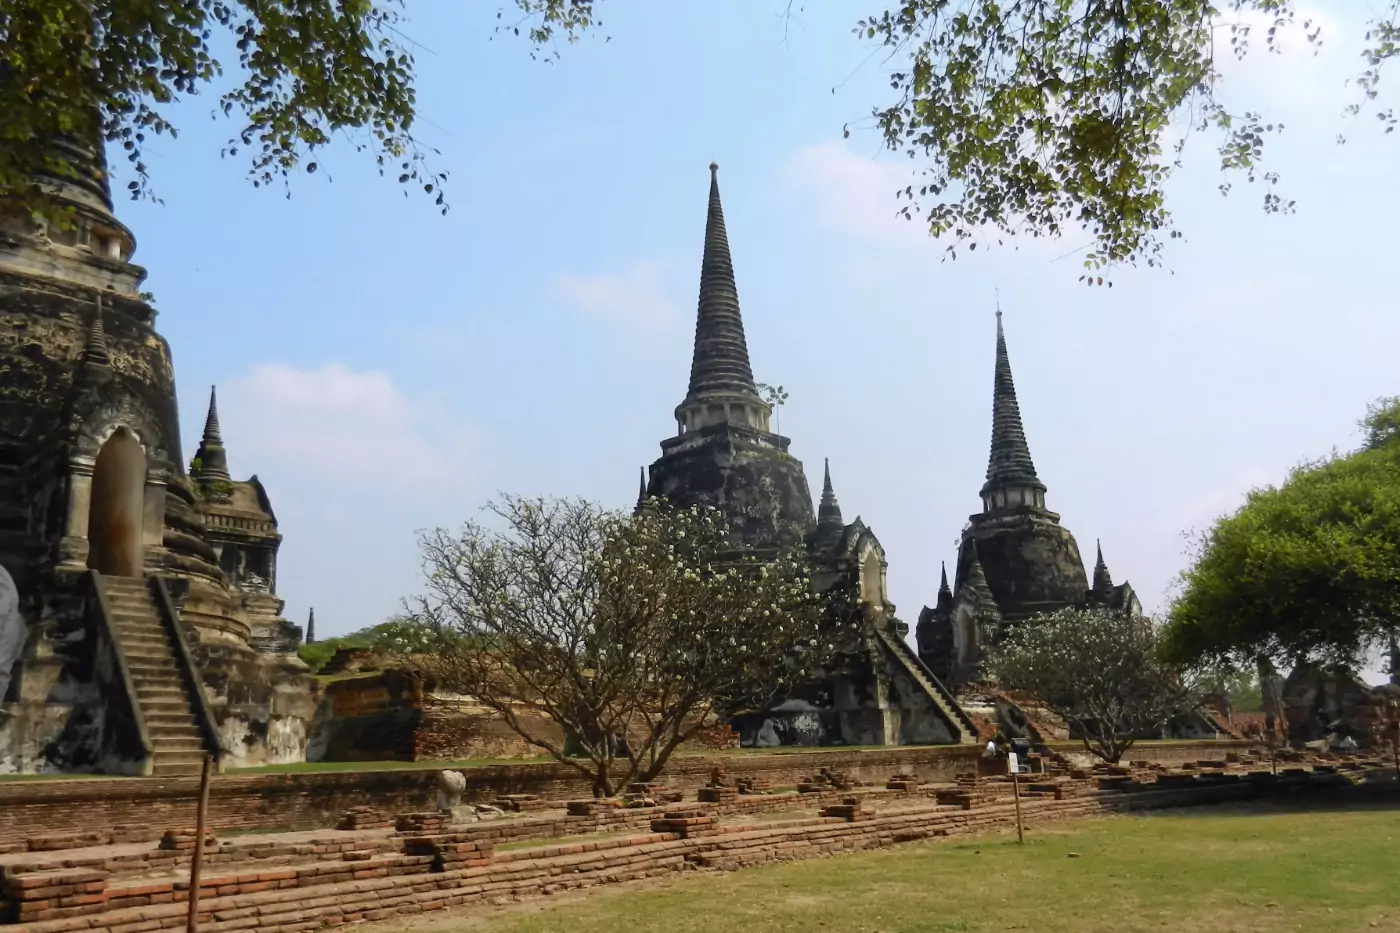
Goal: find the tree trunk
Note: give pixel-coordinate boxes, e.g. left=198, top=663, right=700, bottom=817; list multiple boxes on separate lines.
left=1257, top=655, right=1282, bottom=742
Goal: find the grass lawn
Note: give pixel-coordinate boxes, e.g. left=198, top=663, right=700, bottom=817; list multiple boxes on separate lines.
left=376, top=804, right=1400, bottom=933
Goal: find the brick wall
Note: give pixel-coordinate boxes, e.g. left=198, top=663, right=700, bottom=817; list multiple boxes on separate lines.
left=0, top=740, right=1253, bottom=844
left=1046, top=740, right=1258, bottom=768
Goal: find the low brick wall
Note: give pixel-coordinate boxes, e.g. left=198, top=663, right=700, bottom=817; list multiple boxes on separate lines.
left=0, top=741, right=1254, bottom=845
left=1047, top=740, right=1258, bottom=769
left=0, top=769, right=1322, bottom=933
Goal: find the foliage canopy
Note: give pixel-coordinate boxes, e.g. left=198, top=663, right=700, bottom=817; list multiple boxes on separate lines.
left=987, top=607, right=1197, bottom=762
left=859, top=0, right=1399, bottom=274
left=398, top=494, right=840, bottom=797
left=1165, top=398, right=1400, bottom=669
left=0, top=0, right=600, bottom=218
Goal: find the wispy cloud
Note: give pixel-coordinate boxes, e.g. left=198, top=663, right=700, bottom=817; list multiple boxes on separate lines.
left=552, top=260, right=684, bottom=331
left=220, top=362, right=479, bottom=492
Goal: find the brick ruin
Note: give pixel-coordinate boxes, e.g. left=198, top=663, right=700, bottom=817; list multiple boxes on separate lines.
left=0, top=747, right=1379, bottom=933
left=0, top=124, right=316, bottom=775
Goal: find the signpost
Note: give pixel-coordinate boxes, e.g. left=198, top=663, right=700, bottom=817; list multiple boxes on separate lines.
left=187, top=755, right=213, bottom=933
left=1007, top=752, right=1024, bottom=845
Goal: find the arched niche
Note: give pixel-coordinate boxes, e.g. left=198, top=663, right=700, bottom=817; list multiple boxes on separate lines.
left=858, top=551, right=885, bottom=609
left=954, top=606, right=979, bottom=672
left=87, top=427, right=147, bottom=577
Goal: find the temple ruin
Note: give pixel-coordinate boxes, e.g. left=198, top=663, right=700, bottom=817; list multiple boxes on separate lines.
left=0, top=125, right=315, bottom=775
left=639, top=164, right=975, bottom=749
left=916, top=311, right=1141, bottom=691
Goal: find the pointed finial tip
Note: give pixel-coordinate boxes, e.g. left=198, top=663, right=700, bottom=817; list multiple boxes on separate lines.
left=709, top=161, right=719, bottom=174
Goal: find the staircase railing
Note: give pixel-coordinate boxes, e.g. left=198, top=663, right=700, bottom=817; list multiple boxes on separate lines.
left=151, top=576, right=226, bottom=772
left=875, top=627, right=979, bottom=743
left=86, top=571, right=154, bottom=776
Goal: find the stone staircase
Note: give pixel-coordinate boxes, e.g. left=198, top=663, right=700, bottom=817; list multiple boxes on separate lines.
left=874, top=628, right=979, bottom=743
left=100, top=575, right=213, bottom=776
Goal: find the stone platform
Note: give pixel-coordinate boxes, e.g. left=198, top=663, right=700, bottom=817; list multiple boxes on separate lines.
left=0, top=759, right=1363, bottom=932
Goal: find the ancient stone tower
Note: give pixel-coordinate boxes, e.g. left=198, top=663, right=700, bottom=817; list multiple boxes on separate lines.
left=917, top=312, right=1139, bottom=687
left=641, top=164, right=975, bottom=748
left=642, top=164, right=815, bottom=550
left=0, top=124, right=313, bottom=774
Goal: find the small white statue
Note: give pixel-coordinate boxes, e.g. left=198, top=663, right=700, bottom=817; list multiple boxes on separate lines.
left=0, top=565, right=21, bottom=702
left=0, top=565, right=22, bottom=702
left=435, top=769, right=467, bottom=811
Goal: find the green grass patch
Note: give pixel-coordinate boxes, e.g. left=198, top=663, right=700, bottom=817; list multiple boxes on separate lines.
left=379, top=805, right=1400, bottom=933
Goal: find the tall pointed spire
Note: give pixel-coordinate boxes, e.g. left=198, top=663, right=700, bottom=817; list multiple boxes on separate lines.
left=981, top=309, right=1045, bottom=506
left=1092, top=539, right=1114, bottom=596
left=934, top=561, right=954, bottom=612
left=813, top=458, right=845, bottom=551
left=193, top=385, right=231, bottom=483
left=81, top=296, right=110, bottom=367
left=635, top=466, right=648, bottom=512
left=305, top=608, right=316, bottom=645
left=685, top=163, right=759, bottom=400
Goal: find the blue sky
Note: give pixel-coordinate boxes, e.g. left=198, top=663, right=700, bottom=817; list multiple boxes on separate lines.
left=113, top=1, right=1398, bottom=676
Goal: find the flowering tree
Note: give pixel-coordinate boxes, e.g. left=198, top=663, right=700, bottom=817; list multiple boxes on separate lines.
left=400, top=494, right=835, bottom=797
left=986, top=607, right=1198, bottom=763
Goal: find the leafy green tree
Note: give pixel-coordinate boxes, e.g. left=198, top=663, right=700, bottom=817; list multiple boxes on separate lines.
left=295, top=615, right=441, bottom=672
left=400, top=494, right=838, bottom=797
left=987, top=607, right=1197, bottom=762
left=857, top=0, right=1399, bottom=274
left=1195, top=666, right=1264, bottom=714
left=0, top=0, right=599, bottom=219
left=1164, top=398, right=1400, bottom=669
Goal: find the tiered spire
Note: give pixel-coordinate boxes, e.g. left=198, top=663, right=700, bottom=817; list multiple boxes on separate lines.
left=1092, top=540, right=1114, bottom=596
left=193, top=386, right=231, bottom=483
left=81, top=296, right=110, bottom=368
left=635, top=466, right=648, bottom=512
left=936, top=561, right=953, bottom=606
left=813, top=458, right=845, bottom=551
left=305, top=608, right=316, bottom=645
left=982, top=310, right=1044, bottom=498
left=964, top=542, right=995, bottom=603
left=685, top=163, right=759, bottom=400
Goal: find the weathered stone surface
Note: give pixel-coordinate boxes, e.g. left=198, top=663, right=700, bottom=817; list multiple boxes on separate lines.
left=918, top=313, right=1141, bottom=690
left=643, top=165, right=972, bottom=750
left=0, top=133, right=314, bottom=775
left=647, top=424, right=814, bottom=551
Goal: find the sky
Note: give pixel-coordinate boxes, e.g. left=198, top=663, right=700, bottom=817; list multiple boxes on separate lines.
left=111, top=1, right=1399, bottom=678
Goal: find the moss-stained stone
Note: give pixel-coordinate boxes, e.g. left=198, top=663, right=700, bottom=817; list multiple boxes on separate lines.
left=647, top=423, right=814, bottom=550
left=0, top=131, right=314, bottom=774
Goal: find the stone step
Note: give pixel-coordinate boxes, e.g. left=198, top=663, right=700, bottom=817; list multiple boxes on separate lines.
left=110, top=611, right=162, bottom=625
left=152, top=752, right=208, bottom=772
left=104, top=597, right=157, bottom=612
left=143, top=710, right=196, bottom=725
left=101, top=576, right=150, bottom=590
left=127, top=660, right=181, bottom=677
left=146, top=722, right=201, bottom=739
left=115, top=623, right=168, bottom=638
left=120, top=642, right=176, bottom=661
left=138, top=683, right=190, bottom=697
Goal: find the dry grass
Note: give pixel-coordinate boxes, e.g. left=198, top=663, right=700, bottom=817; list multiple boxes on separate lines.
left=371, top=803, right=1400, bottom=933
